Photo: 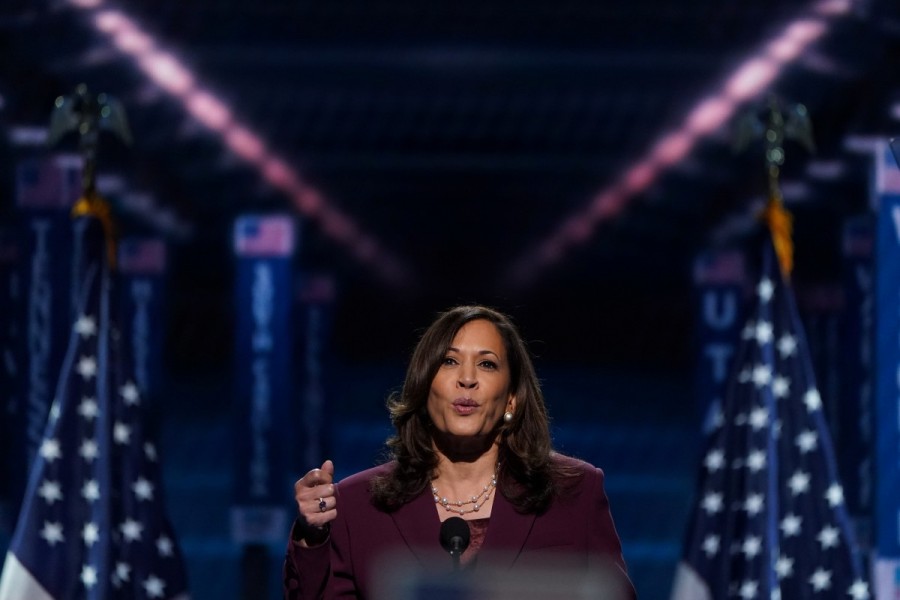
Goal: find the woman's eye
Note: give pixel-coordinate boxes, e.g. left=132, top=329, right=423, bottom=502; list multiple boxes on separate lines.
left=479, top=360, right=498, bottom=370
left=442, top=356, right=457, bottom=366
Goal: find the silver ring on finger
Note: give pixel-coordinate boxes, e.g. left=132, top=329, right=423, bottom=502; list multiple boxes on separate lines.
left=318, top=497, right=327, bottom=512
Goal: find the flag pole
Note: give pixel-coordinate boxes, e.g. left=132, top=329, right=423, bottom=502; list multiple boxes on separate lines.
left=733, top=93, right=815, bottom=278
left=48, top=83, right=132, bottom=267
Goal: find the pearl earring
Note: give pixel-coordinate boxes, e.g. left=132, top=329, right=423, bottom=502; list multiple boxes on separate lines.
left=503, top=411, right=513, bottom=423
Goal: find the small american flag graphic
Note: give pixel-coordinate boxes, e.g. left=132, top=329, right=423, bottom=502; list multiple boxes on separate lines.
left=16, top=156, right=81, bottom=210
left=118, top=239, right=167, bottom=275
left=233, top=215, right=295, bottom=257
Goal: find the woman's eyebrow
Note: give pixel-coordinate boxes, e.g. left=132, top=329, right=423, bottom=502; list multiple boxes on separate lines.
left=445, top=346, right=500, bottom=359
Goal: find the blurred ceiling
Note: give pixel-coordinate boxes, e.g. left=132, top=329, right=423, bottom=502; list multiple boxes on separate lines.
left=0, top=0, right=898, bottom=369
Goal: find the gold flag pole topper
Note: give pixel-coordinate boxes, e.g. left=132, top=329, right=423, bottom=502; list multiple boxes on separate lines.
left=733, top=94, right=815, bottom=278
left=47, top=83, right=133, bottom=268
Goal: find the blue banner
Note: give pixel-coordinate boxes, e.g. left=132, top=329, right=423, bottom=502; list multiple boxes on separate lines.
left=10, top=155, right=80, bottom=517
left=838, top=216, right=875, bottom=543
left=231, top=215, right=295, bottom=544
left=692, top=249, right=746, bottom=432
left=294, top=274, right=336, bottom=471
left=874, top=139, right=900, bottom=593
left=0, top=227, right=19, bottom=530
left=117, top=238, right=168, bottom=399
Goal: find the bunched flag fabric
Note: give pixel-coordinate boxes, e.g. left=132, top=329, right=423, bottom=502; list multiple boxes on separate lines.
left=671, top=238, right=870, bottom=600
left=0, top=213, right=189, bottom=599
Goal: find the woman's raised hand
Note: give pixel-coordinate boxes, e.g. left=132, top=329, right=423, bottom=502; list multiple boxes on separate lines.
left=293, top=459, right=336, bottom=545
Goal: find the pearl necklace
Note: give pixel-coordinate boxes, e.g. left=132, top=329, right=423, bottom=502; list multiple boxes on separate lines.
left=431, top=467, right=499, bottom=515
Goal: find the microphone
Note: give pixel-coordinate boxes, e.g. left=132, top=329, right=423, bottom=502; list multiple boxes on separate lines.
left=439, top=516, right=470, bottom=570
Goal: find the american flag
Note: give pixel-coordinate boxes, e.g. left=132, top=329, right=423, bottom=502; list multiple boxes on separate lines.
left=233, top=215, right=295, bottom=257
left=16, top=157, right=81, bottom=210
left=118, top=239, right=166, bottom=275
left=671, top=238, right=870, bottom=600
left=693, top=250, right=746, bottom=286
left=0, top=214, right=189, bottom=599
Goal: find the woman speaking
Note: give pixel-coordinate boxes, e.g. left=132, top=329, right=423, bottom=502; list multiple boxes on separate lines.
left=283, top=305, right=636, bottom=599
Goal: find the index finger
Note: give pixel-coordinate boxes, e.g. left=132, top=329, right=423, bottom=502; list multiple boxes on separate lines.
left=305, top=466, right=333, bottom=487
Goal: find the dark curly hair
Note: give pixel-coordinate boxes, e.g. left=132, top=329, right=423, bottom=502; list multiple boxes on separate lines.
left=371, top=305, right=578, bottom=514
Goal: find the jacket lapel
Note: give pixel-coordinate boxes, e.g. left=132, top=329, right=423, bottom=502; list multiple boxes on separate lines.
left=390, top=489, right=441, bottom=563
left=481, top=490, right=536, bottom=568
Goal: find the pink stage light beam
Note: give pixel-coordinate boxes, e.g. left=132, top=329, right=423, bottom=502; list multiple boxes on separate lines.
left=507, top=0, right=849, bottom=287
left=75, top=1, right=409, bottom=286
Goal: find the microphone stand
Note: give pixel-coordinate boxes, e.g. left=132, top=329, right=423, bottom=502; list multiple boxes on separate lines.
left=449, top=539, right=463, bottom=571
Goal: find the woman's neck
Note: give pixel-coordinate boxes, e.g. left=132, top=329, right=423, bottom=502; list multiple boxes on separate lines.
left=431, top=444, right=498, bottom=518
left=434, top=446, right=498, bottom=481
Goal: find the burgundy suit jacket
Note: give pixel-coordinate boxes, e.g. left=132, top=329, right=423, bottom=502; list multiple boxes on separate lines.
left=283, top=454, right=636, bottom=599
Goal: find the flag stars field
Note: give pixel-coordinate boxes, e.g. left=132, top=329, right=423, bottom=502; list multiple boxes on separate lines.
left=669, top=243, right=870, bottom=599
left=0, top=221, right=189, bottom=598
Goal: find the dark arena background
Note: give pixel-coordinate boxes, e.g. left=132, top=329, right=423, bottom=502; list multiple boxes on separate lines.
left=0, top=1, right=899, bottom=598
